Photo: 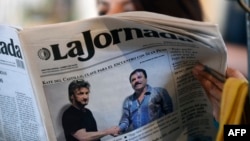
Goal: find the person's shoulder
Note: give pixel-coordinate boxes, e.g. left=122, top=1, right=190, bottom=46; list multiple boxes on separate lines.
left=151, top=86, right=168, bottom=93
left=122, top=94, right=134, bottom=103
left=83, top=108, right=95, bottom=116
left=84, top=108, right=92, bottom=113
left=64, top=105, right=74, bottom=111
left=127, top=93, right=135, bottom=100
left=62, top=105, right=77, bottom=116
left=153, top=87, right=166, bottom=90
left=62, top=105, right=75, bottom=121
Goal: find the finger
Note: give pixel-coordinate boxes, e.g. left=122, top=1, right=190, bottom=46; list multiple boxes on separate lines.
left=207, top=94, right=221, bottom=121
left=199, top=77, right=222, bottom=101
left=203, top=65, right=226, bottom=82
left=193, top=64, right=224, bottom=90
left=226, top=67, right=247, bottom=80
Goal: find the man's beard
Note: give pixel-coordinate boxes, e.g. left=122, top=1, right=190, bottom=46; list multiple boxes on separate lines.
left=75, top=100, right=87, bottom=110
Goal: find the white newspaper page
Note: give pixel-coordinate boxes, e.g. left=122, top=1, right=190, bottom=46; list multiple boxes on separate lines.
left=19, top=12, right=226, bottom=141
left=0, top=25, right=48, bottom=141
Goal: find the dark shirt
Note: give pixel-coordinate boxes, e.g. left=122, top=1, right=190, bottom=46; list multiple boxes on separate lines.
left=62, top=106, right=100, bottom=141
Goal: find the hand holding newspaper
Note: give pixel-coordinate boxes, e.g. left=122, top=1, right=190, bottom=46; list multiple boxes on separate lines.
left=0, top=11, right=226, bottom=141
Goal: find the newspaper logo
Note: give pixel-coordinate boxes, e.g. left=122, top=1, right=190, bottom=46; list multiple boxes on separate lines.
left=224, top=125, right=250, bottom=141
left=0, top=38, right=22, bottom=59
left=38, top=48, right=51, bottom=60
left=38, top=28, right=196, bottom=62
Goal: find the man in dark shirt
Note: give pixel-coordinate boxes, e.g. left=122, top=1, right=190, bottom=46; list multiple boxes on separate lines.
left=62, top=79, right=118, bottom=141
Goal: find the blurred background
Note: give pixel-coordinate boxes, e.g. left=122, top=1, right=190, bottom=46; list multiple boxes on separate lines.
left=0, top=0, right=98, bottom=26
left=0, top=0, right=247, bottom=47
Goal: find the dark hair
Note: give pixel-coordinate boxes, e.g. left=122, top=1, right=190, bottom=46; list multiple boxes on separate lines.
left=129, top=68, right=147, bottom=82
left=97, top=0, right=203, bottom=21
left=68, top=79, right=90, bottom=103
left=138, top=0, right=203, bottom=21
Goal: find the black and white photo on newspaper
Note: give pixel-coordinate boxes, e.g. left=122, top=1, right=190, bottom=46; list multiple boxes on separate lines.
left=19, top=12, right=226, bottom=141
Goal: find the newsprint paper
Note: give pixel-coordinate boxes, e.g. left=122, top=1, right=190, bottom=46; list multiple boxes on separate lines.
left=1, top=12, right=226, bottom=141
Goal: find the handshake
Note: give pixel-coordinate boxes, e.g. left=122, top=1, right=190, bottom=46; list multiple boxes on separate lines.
left=104, top=126, right=121, bottom=137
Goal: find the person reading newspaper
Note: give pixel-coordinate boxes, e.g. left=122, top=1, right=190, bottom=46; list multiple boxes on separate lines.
left=0, top=1, right=247, bottom=140
left=97, top=0, right=247, bottom=121
left=62, top=79, right=118, bottom=141
left=96, top=0, right=248, bottom=76
left=117, top=69, right=173, bottom=134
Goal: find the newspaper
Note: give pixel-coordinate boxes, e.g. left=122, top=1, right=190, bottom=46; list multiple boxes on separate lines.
left=0, top=25, right=49, bottom=140
left=1, top=11, right=226, bottom=141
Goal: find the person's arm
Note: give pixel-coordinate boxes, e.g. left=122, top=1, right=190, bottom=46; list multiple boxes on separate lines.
left=118, top=98, right=131, bottom=133
left=72, top=127, right=118, bottom=141
left=192, top=63, right=246, bottom=121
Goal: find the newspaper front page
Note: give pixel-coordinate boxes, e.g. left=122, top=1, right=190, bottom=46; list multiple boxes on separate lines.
left=0, top=25, right=48, bottom=141
left=19, top=12, right=226, bottom=141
